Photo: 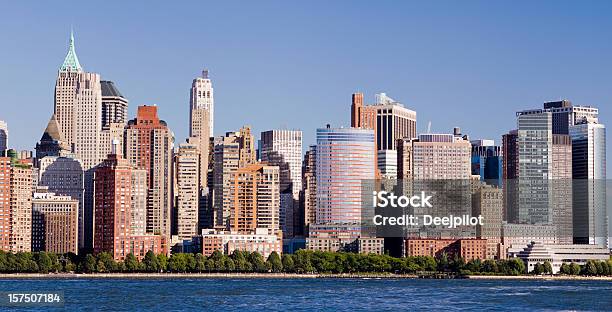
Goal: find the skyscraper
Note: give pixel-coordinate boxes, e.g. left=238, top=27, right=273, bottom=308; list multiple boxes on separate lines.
left=174, top=140, right=200, bottom=240
left=516, top=110, right=553, bottom=225
left=35, top=115, right=70, bottom=162
left=100, top=80, right=128, bottom=127
left=552, top=134, right=573, bottom=244
left=190, top=70, right=214, bottom=197
left=229, top=163, right=280, bottom=235
left=470, top=139, right=502, bottom=185
left=570, top=119, right=607, bottom=246
left=38, top=156, right=84, bottom=249
left=301, top=145, right=317, bottom=235
left=31, top=187, right=79, bottom=254
left=94, top=153, right=164, bottom=260
left=260, top=129, right=302, bottom=237
left=53, top=31, right=102, bottom=250
left=307, top=126, right=375, bottom=250
left=213, top=126, right=256, bottom=228
left=412, top=133, right=471, bottom=180
left=0, top=120, right=7, bottom=153
left=0, top=152, right=33, bottom=252
left=125, top=105, right=174, bottom=239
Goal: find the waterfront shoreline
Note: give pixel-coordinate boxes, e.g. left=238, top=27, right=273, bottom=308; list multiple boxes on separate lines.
left=0, top=273, right=611, bottom=280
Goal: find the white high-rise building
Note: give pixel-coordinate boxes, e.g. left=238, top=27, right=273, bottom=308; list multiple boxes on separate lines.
left=190, top=69, right=214, bottom=136
left=53, top=31, right=102, bottom=250
left=174, top=140, right=200, bottom=240
left=260, top=130, right=303, bottom=198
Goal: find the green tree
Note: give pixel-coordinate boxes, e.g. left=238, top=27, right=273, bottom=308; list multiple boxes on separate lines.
left=281, top=254, right=295, bottom=273
left=267, top=252, right=283, bottom=273
left=157, top=254, right=168, bottom=272
left=543, top=261, right=553, bottom=275
left=532, top=263, right=543, bottom=275
left=96, top=252, right=118, bottom=272
left=584, top=260, right=598, bottom=276
left=195, top=253, right=206, bottom=272
left=559, top=263, right=570, bottom=275
left=124, top=254, right=140, bottom=272
left=185, top=254, right=197, bottom=272
left=36, top=252, right=52, bottom=274
left=168, top=253, right=187, bottom=272
left=570, top=262, right=581, bottom=275
left=82, top=254, right=97, bottom=273
left=482, top=260, right=499, bottom=273
left=249, top=252, right=268, bottom=273
left=143, top=251, right=160, bottom=272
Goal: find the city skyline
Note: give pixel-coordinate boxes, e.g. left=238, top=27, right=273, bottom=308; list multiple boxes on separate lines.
left=1, top=1, right=611, bottom=174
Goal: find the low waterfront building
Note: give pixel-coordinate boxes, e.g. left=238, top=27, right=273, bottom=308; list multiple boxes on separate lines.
left=511, top=241, right=610, bottom=274
left=405, top=238, right=488, bottom=261
left=200, top=228, right=282, bottom=258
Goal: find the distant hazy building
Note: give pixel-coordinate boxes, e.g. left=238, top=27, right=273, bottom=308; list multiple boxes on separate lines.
left=125, top=105, right=174, bottom=239
left=32, top=187, right=78, bottom=254
left=174, top=140, right=200, bottom=240
left=0, top=120, right=7, bottom=153
left=229, top=163, right=280, bottom=235
left=0, top=153, right=33, bottom=252
left=38, top=156, right=84, bottom=249
left=100, top=80, right=128, bottom=127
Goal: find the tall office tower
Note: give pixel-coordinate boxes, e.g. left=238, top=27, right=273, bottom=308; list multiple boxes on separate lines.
left=516, top=110, right=553, bottom=225
left=213, top=126, right=257, bottom=228
left=0, top=152, right=33, bottom=252
left=99, top=122, right=126, bottom=159
left=260, top=130, right=302, bottom=237
left=396, top=137, right=413, bottom=180
left=543, top=100, right=599, bottom=134
left=174, top=140, right=200, bottom=240
left=301, top=145, right=317, bottom=235
left=470, top=139, right=502, bottom=185
left=130, top=167, right=147, bottom=237
left=94, top=153, right=163, bottom=260
left=351, top=93, right=416, bottom=178
left=53, top=32, right=102, bottom=251
left=31, top=187, right=79, bottom=254
left=125, top=105, right=174, bottom=239
left=472, top=184, right=503, bottom=259
left=502, top=129, right=519, bottom=222
left=308, top=126, right=375, bottom=244
left=570, top=119, right=607, bottom=246
left=190, top=70, right=214, bottom=200
left=35, top=115, right=71, bottom=162
left=38, top=156, right=84, bottom=248
left=373, top=93, right=417, bottom=150
left=0, top=120, right=7, bottom=153
left=100, top=80, right=128, bottom=127
left=411, top=132, right=472, bottom=238
left=350, top=92, right=364, bottom=128
left=229, top=163, right=280, bottom=235
left=552, top=134, right=573, bottom=244
left=412, top=133, right=471, bottom=179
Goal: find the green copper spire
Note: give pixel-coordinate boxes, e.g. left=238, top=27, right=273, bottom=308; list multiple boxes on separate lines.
left=59, top=30, right=83, bottom=72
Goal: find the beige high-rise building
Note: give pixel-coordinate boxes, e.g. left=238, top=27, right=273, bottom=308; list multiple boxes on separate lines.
left=213, top=126, right=256, bottom=228
left=53, top=32, right=102, bottom=250
left=412, top=133, right=471, bottom=179
left=301, top=145, right=317, bottom=233
left=0, top=154, right=33, bottom=252
left=130, top=168, right=147, bottom=237
left=190, top=70, right=214, bottom=191
left=32, top=187, right=79, bottom=254
left=174, top=140, right=200, bottom=240
left=552, top=134, right=573, bottom=244
left=229, top=163, right=280, bottom=235
left=125, top=106, right=174, bottom=239
left=472, top=184, right=503, bottom=259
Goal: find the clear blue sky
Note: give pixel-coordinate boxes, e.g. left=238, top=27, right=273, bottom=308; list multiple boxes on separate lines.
left=0, top=1, right=610, bottom=173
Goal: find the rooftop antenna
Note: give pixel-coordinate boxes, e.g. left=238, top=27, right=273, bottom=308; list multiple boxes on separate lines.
left=427, top=121, right=432, bottom=133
